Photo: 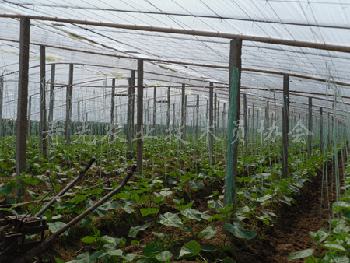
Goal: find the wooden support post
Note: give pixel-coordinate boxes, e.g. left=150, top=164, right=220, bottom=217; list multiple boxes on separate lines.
left=110, top=79, right=115, bottom=142
left=0, top=75, right=3, bottom=139
left=327, top=112, right=330, bottom=147
left=282, top=74, right=289, bottom=179
left=308, top=97, right=312, bottom=159
left=48, top=64, right=55, bottom=145
left=153, top=87, right=157, bottom=136
left=214, top=92, right=217, bottom=136
left=181, top=83, right=185, bottom=148
left=196, top=95, right=199, bottom=140
left=167, top=87, right=171, bottom=137
left=137, top=59, right=143, bottom=173
left=222, top=102, right=226, bottom=138
left=224, top=38, right=242, bottom=219
left=39, top=45, right=47, bottom=159
left=127, top=76, right=134, bottom=151
left=65, top=64, right=73, bottom=146
left=264, top=101, right=269, bottom=133
left=16, top=16, right=30, bottom=196
left=209, top=82, right=214, bottom=164
left=252, top=104, right=255, bottom=142
left=217, top=101, right=220, bottom=137
left=320, top=107, right=323, bottom=153
left=172, top=103, right=176, bottom=135
left=243, top=93, right=247, bottom=152
left=27, top=96, right=31, bottom=137
left=184, top=95, right=188, bottom=140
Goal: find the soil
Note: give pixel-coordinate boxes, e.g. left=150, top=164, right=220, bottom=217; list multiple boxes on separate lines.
left=1, top=151, right=346, bottom=263
left=228, top=157, right=346, bottom=263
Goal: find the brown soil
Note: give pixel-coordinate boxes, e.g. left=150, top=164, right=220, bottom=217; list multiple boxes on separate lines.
left=228, top=157, right=345, bottom=263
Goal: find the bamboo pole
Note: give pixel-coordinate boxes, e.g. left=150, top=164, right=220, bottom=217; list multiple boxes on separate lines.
left=16, top=16, right=30, bottom=197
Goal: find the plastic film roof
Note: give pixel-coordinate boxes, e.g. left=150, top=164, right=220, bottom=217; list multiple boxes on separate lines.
left=1, top=0, right=350, bottom=121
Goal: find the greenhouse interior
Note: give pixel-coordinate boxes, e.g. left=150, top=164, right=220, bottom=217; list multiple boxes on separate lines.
left=0, top=0, right=350, bottom=262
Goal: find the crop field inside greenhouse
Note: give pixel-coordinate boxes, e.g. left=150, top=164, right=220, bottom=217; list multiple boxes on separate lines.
left=1, top=1, right=350, bottom=263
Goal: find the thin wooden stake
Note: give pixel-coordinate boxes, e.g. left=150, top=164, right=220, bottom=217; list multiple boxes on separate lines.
left=137, top=59, right=144, bottom=173
left=308, top=97, right=313, bottom=159
left=167, top=87, right=171, bottom=137
left=320, top=107, right=323, bottom=153
left=0, top=75, right=3, bottom=139
left=48, top=64, right=55, bottom=146
left=282, top=74, right=289, bottom=179
left=209, top=82, right=214, bottom=164
left=110, top=79, right=115, bottom=142
left=196, top=95, right=199, bottom=140
left=65, top=64, right=73, bottom=146
left=39, top=45, right=47, bottom=159
left=153, top=87, right=157, bottom=137
left=181, top=83, right=185, bottom=148
left=243, top=93, right=247, bottom=152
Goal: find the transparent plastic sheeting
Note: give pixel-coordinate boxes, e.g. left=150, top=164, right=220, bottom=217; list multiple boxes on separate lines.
left=1, top=0, right=350, bottom=122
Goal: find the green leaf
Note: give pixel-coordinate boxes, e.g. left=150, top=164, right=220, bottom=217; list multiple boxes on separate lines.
left=48, top=222, right=66, bottom=234
left=67, top=251, right=91, bottom=263
left=100, top=235, right=121, bottom=245
left=159, top=190, right=173, bottom=196
left=80, top=218, right=92, bottom=227
left=81, top=236, right=96, bottom=244
left=68, top=195, right=86, bottom=204
left=180, top=208, right=203, bottom=221
left=156, top=251, right=173, bottom=261
left=0, top=185, right=13, bottom=195
left=189, top=180, right=204, bottom=190
left=198, top=225, right=216, bottom=239
left=128, top=222, right=151, bottom=238
left=138, top=195, right=150, bottom=203
left=144, top=243, right=162, bottom=257
left=54, top=257, right=65, bottom=263
left=322, top=243, right=346, bottom=252
left=222, top=258, right=235, bottom=263
left=288, top=248, right=314, bottom=260
left=201, top=244, right=217, bottom=252
left=225, top=223, right=257, bottom=240
left=179, top=240, right=201, bottom=258
left=158, top=212, right=183, bottom=228
left=140, top=208, right=159, bottom=217
left=122, top=253, right=137, bottom=261
left=152, top=232, right=167, bottom=240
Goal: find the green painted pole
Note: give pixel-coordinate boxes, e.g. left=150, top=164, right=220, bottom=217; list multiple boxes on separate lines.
left=224, top=67, right=239, bottom=208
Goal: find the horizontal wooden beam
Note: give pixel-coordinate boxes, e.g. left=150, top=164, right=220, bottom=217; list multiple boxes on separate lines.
left=1, top=14, right=350, bottom=53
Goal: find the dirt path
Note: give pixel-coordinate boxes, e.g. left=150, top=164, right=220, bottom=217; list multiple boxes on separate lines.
left=230, top=158, right=344, bottom=263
